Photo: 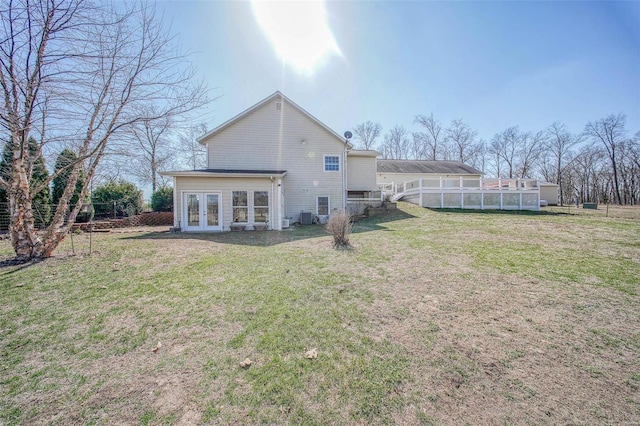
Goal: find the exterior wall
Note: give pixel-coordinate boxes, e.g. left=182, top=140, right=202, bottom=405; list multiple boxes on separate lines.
left=348, top=155, right=377, bottom=190
left=174, top=176, right=279, bottom=231
left=377, top=172, right=483, bottom=186
left=204, top=99, right=346, bottom=221
left=540, top=184, right=559, bottom=205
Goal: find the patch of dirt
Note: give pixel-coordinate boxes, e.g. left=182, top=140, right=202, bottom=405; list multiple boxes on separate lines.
left=154, top=377, right=194, bottom=417
left=365, top=257, right=640, bottom=425
left=176, top=407, right=202, bottom=425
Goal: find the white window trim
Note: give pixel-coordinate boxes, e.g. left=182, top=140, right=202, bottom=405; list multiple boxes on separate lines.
left=232, top=190, right=249, bottom=223
left=253, top=190, right=270, bottom=223
left=317, top=196, right=330, bottom=216
left=323, top=154, right=340, bottom=172
left=232, top=190, right=270, bottom=224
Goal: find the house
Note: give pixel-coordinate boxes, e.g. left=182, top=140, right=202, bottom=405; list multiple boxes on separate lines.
left=160, top=92, right=379, bottom=232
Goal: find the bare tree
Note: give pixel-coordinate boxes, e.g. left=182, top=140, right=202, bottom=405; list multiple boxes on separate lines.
left=0, top=0, right=208, bottom=260
left=380, top=125, right=410, bottom=159
left=129, top=110, right=174, bottom=192
left=568, top=144, right=608, bottom=204
left=544, top=122, right=582, bottom=204
left=445, top=118, right=478, bottom=163
left=488, top=143, right=503, bottom=178
left=630, top=131, right=640, bottom=171
left=489, top=127, right=519, bottom=178
left=178, top=122, right=208, bottom=170
left=352, top=121, right=382, bottom=150
left=631, top=131, right=640, bottom=169
left=413, top=113, right=443, bottom=160
left=617, top=137, right=640, bottom=204
left=409, top=132, right=426, bottom=160
left=516, top=130, right=545, bottom=178
left=489, top=126, right=543, bottom=179
left=584, top=113, right=627, bottom=204
left=468, top=139, right=488, bottom=175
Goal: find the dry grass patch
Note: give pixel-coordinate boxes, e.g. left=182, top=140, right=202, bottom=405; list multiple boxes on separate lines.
left=1, top=206, right=639, bottom=424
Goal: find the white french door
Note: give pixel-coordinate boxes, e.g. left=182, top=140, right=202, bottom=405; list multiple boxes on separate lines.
left=183, top=192, right=222, bottom=231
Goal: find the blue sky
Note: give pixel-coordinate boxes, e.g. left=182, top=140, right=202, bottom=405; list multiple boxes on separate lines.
left=160, top=0, right=640, bottom=143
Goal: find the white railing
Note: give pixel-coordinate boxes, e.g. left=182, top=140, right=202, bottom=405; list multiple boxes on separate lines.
left=347, top=197, right=383, bottom=202
left=347, top=189, right=383, bottom=203
left=391, top=177, right=540, bottom=211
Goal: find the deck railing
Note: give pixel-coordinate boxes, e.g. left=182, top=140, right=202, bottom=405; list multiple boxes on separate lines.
left=383, top=177, right=540, bottom=211
left=346, top=190, right=384, bottom=215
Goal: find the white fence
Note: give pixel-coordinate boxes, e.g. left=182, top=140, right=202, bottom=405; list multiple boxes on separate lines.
left=384, top=178, right=541, bottom=211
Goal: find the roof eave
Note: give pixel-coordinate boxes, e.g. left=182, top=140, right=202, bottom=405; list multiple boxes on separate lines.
left=348, top=150, right=380, bottom=157
left=159, top=170, right=288, bottom=178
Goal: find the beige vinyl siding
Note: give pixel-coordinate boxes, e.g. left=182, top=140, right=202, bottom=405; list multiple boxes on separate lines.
left=540, top=184, right=559, bottom=205
left=347, top=156, right=377, bottom=190
left=377, top=172, right=482, bottom=185
left=174, top=176, right=274, bottom=230
left=203, top=98, right=345, bottom=221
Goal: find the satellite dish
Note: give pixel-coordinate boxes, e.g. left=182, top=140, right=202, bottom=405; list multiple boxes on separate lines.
left=344, top=131, right=352, bottom=140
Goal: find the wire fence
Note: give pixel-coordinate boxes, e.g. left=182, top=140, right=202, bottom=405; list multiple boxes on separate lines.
left=0, top=201, right=153, bottom=232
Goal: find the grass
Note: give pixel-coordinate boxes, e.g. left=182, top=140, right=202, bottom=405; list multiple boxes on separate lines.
left=1, top=203, right=639, bottom=424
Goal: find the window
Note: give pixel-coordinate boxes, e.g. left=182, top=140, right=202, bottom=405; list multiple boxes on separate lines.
left=254, top=191, right=269, bottom=223
left=232, top=191, right=248, bottom=222
left=324, top=155, right=340, bottom=172
left=317, top=196, right=329, bottom=216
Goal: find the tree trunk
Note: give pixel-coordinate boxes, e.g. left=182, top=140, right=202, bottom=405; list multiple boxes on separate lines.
left=11, top=161, right=85, bottom=260
left=10, top=186, right=42, bottom=260
left=9, top=146, right=43, bottom=260
left=610, top=156, right=622, bottom=204
left=151, top=151, right=157, bottom=193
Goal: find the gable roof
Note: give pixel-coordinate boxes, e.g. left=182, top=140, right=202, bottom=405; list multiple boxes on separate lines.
left=197, top=91, right=351, bottom=148
left=377, top=159, right=483, bottom=175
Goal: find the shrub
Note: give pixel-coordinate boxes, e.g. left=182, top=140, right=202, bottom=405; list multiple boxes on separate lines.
left=52, top=149, right=84, bottom=206
left=91, top=180, right=142, bottom=217
left=151, top=186, right=173, bottom=212
left=326, top=210, right=353, bottom=248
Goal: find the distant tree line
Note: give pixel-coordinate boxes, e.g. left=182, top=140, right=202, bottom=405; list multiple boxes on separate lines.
left=353, top=113, right=640, bottom=205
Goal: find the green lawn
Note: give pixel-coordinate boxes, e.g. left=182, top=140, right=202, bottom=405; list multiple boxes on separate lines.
left=1, top=203, right=639, bottom=425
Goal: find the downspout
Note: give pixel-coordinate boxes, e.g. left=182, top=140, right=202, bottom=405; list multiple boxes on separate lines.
left=343, top=148, right=347, bottom=210
left=343, top=131, right=353, bottom=211
left=270, top=176, right=274, bottom=230
left=276, top=178, right=283, bottom=231
left=173, top=176, right=178, bottom=228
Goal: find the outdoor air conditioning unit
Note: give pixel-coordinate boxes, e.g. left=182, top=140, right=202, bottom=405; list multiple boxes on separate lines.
left=282, top=218, right=290, bottom=229
left=300, top=211, right=313, bottom=225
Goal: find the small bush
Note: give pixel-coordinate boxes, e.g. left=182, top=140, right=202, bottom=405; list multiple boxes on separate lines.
left=151, top=186, right=173, bottom=212
left=326, top=210, right=353, bottom=248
